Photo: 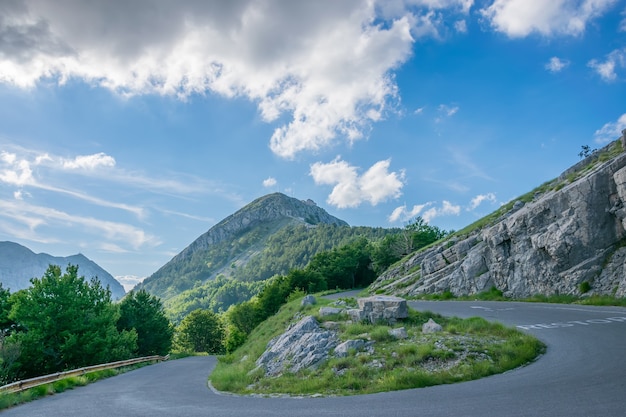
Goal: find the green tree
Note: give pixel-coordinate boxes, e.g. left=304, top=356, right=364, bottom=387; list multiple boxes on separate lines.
left=225, top=301, right=261, bottom=336
left=118, top=290, right=173, bottom=356
left=174, top=309, right=224, bottom=354
left=9, top=264, right=137, bottom=378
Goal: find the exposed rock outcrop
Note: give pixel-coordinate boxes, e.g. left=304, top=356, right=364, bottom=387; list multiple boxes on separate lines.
left=255, top=316, right=339, bottom=377
left=372, top=139, right=626, bottom=298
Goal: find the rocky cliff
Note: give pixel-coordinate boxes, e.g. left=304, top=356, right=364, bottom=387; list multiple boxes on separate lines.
left=371, top=136, right=626, bottom=299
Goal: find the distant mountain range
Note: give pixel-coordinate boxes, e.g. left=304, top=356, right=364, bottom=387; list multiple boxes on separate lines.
left=0, top=241, right=126, bottom=300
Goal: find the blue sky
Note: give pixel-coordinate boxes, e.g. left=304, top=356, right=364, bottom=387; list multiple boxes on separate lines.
left=1, top=0, right=625, bottom=291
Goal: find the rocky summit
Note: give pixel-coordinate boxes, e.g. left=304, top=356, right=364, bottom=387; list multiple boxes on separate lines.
left=371, top=135, right=626, bottom=299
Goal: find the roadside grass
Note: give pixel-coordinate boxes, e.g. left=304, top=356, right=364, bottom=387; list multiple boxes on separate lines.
left=210, top=295, right=545, bottom=396
left=0, top=359, right=173, bottom=411
left=414, top=287, right=626, bottom=307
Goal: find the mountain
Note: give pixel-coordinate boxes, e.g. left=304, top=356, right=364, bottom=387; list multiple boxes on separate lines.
left=138, top=193, right=396, bottom=318
left=371, top=138, right=626, bottom=299
left=0, top=241, right=126, bottom=300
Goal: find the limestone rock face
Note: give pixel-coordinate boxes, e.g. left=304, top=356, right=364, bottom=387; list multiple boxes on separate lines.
left=255, top=316, right=339, bottom=376
left=371, top=140, right=626, bottom=299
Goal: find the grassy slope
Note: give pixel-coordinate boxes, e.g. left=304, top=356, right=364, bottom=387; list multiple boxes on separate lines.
left=210, top=295, right=544, bottom=396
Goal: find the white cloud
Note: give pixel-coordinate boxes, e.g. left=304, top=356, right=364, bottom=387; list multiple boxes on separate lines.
left=454, top=19, right=468, bottom=33
left=545, top=56, right=570, bottom=73
left=0, top=1, right=478, bottom=159
left=0, top=199, right=159, bottom=250
left=588, top=48, right=626, bottom=82
left=391, top=193, right=496, bottom=224
left=414, top=106, right=425, bottom=115
left=435, top=104, right=459, bottom=123
left=13, top=189, right=31, bottom=200
left=310, top=157, right=405, bottom=208
left=115, top=275, right=145, bottom=292
left=621, top=8, right=626, bottom=31
left=388, top=202, right=432, bottom=222
left=62, top=152, right=116, bottom=170
left=263, top=177, right=277, bottom=188
left=594, top=113, right=626, bottom=144
left=468, top=192, right=497, bottom=210
left=422, top=200, right=461, bottom=222
left=481, top=0, right=617, bottom=38
left=0, top=151, right=35, bottom=186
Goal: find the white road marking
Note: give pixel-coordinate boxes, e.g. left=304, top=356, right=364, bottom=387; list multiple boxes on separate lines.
left=517, top=317, right=626, bottom=330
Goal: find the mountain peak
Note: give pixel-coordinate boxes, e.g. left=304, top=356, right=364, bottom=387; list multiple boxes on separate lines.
left=177, top=193, right=348, bottom=260
left=139, top=193, right=350, bottom=300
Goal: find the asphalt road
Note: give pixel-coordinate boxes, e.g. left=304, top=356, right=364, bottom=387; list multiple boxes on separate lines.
left=3, top=300, right=625, bottom=417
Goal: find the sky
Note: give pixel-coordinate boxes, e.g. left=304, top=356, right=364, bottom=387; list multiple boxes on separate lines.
left=1, top=0, right=625, bottom=291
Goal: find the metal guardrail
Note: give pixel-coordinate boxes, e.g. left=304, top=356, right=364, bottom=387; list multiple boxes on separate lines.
left=0, top=354, right=169, bottom=394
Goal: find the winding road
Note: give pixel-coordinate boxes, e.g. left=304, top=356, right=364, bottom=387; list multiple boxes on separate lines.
left=4, top=300, right=626, bottom=416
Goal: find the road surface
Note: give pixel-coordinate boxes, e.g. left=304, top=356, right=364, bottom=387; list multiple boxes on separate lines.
left=3, top=300, right=625, bottom=416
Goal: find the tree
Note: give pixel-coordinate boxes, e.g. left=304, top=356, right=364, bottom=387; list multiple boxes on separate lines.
left=118, top=290, right=173, bottom=356
left=174, top=309, right=224, bottom=354
left=9, top=264, right=137, bottom=378
left=578, top=145, right=596, bottom=159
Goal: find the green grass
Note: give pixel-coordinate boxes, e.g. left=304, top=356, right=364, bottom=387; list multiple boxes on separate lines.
left=411, top=286, right=626, bottom=307
left=210, top=295, right=545, bottom=396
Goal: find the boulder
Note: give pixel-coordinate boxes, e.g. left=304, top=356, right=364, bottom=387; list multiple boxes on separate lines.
left=319, top=307, right=344, bottom=316
left=355, top=296, right=408, bottom=324
left=301, top=295, right=317, bottom=306
left=255, top=316, right=338, bottom=377
left=422, top=318, right=443, bottom=334
left=388, top=327, right=408, bottom=339
left=334, top=339, right=368, bottom=358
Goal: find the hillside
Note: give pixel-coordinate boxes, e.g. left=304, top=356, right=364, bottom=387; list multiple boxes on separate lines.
left=0, top=241, right=126, bottom=300
left=371, top=137, right=626, bottom=299
left=139, top=193, right=397, bottom=313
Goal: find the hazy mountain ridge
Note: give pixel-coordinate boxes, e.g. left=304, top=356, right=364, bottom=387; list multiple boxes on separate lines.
left=0, top=241, right=126, bottom=299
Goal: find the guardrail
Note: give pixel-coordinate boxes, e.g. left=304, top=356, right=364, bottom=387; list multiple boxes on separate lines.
left=0, top=354, right=169, bottom=394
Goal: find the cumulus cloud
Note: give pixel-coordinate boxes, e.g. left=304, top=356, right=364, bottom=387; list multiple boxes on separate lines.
left=388, top=202, right=432, bottom=222
left=481, top=0, right=616, bottom=38
left=545, top=56, right=570, bottom=73
left=588, top=48, right=626, bottom=82
left=390, top=192, right=495, bottom=224
left=0, top=151, right=35, bottom=186
left=468, top=192, right=497, bottom=210
left=62, top=152, right=116, bottom=170
left=422, top=200, right=461, bottom=222
left=594, top=113, right=626, bottom=144
left=310, top=157, right=405, bottom=208
left=389, top=200, right=460, bottom=223
left=263, top=177, right=277, bottom=188
left=0, top=0, right=476, bottom=159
